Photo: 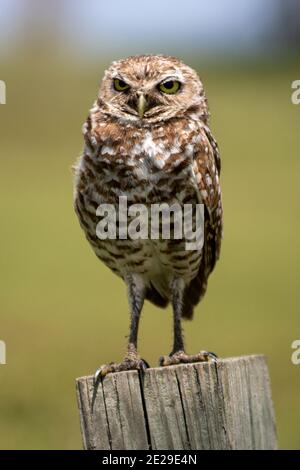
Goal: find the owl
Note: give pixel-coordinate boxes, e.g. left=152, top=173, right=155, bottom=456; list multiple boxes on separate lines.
left=74, top=55, right=222, bottom=377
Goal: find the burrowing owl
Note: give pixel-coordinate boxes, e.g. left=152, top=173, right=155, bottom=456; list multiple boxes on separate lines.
left=74, top=55, right=222, bottom=376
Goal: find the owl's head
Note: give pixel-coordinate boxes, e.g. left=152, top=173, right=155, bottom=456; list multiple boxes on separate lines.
left=97, top=55, right=209, bottom=125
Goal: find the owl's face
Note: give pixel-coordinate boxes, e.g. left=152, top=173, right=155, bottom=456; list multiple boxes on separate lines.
left=98, top=55, right=208, bottom=125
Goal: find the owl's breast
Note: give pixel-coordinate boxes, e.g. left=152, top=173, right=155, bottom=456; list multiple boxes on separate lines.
left=90, top=120, right=201, bottom=206
left=74, top=119, right=205, bottom=289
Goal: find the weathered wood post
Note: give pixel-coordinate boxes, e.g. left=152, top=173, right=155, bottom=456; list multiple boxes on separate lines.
left=76, top=355, right=277, bottom=450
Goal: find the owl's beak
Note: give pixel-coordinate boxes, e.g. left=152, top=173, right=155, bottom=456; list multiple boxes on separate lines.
left=137, top=94, right=148, bottom=119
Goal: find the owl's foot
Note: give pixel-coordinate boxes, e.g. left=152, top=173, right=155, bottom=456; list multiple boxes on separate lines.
left=159, top=350, right=218, bottom=367
left=94, top=345, right=149, bottom=383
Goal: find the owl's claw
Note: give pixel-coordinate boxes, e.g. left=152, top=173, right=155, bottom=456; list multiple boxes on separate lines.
left=159, top=350, right=218, bottom=367
left=94, top=357, right=149, bottom=383
left=206, top=351, right=218, bottom=362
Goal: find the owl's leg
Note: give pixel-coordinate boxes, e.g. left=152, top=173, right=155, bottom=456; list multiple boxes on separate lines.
left=94, top=274, right=149, bottom=380
left=159, top=278, right=217, bottom=367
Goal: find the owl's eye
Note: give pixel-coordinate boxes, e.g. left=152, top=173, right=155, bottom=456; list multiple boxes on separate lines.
left=159, top=80, right=181, bottom=94
left=114, top=78, right=130, bottom=92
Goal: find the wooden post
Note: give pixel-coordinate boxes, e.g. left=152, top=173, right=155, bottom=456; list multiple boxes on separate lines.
left=76, top=355, right=277, bottom=450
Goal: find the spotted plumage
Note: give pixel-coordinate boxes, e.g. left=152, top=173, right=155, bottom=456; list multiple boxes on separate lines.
left=74, top=55, right=222, bottom=374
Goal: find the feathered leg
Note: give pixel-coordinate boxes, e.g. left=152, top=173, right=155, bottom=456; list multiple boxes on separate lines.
left=159, top=278, right=217, bottom=366
left=95, top=274, right=149, bottom=380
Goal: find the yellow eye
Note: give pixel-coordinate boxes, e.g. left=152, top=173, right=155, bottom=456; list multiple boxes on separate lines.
left=114, top=78, right=130, bottom=92
left=159, top=80, right=181, bottom=94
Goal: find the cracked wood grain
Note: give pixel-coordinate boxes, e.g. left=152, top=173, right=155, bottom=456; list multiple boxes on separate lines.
left=76, top=355, right=277, bottom=450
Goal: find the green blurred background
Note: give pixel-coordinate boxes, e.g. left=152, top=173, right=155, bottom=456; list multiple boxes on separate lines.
left=1, top=0, right=300, bottom=450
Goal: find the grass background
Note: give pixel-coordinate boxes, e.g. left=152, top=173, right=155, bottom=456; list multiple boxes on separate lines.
left=0, top=52, right=300, bottom=449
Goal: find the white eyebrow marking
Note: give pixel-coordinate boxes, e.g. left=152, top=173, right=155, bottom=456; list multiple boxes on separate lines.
left=158, top=72, right=185, bottom=84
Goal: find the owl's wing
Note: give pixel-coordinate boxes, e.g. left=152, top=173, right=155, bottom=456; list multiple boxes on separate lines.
left=183, top=125, right=223, bottom=318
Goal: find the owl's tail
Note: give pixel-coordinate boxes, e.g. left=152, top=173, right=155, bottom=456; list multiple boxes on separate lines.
left=145, top=284, right=169, bottom=309
left=146, top=261, right=210, bottom=319
left=182, top=275, right=208, bottom=319
left=146, top=277, right=207, bottom=318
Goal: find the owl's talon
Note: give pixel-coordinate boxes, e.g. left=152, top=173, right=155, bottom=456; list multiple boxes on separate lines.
left=94, top=368, right=101, bottom=384
left=140, top=358, right=150, bottom=371
left=93, top=365, right=109, bottom=384
left=93, top=357, right=149, bottom=382
left=159, top=350, right=218, bottom=367
left=206, top=351, right=218, bottom=363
